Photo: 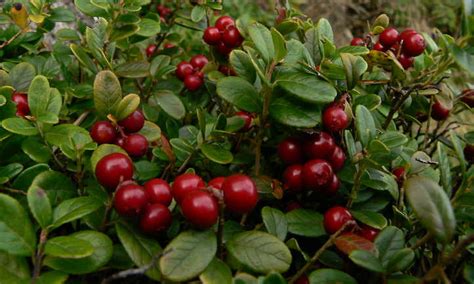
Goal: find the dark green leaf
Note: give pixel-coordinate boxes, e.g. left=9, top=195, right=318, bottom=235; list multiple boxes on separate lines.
left=70, top=44, right=98, bottom=73
left=27, top=186, right=52, bottom=228
left=261, top=206, right=287, bottom=241
left=0, top=251, right=30, bottom=283
left=115, top=61, right=150, bottom=78
left=36, top=271, right=68, bottom=284
left=374, top=226, right=405, bottom=267
left=137, top=19, right=161, bottom=37
left=385, top=248, right=415, bottom=273
left=351, top=210, right=387, bottom=229
left=353, top=93, right=381, bottom=111
left=309, top=268, right=357, bottom=284
left=341, top=53, right=368, bottom=90
left=28, top=171, right=76, bottom=206
left=74, top=0, right=108, bottom=17
left=248, top=23, right=274, bottom=64
left=271, top=28, right=287, bottom=62
left=110, top=24, right=139, bottom=41
left=22, top=138, right=51, bottom=163
left=216, top=77, right=261, bottom=113
left=286, top=208, right=325, bottom=237
left=230, top=50, right=257, bottom=83
left=436, top=142, right=452, bottom=195
left=149, top=90, right=185, bottom=120
left=52, top=197, right=102, bottom=228
left=355, top=105, right=376, bottom=147
left=45, top=236, right=94, bottom=259
left=277, top=72, right=337, bottom=104
left=200, top=143, right=233, bottom=164
left=270, top=94, right=321, bottom=128
left=0, top=163, right=23, bottom=184
left=9, top=62, right=36, bottom=92
left=349, top=250, right=385, bottom=273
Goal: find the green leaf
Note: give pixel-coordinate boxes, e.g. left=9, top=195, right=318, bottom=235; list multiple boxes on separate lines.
left=93, top=70, right=122, bottom=117
left=0, top=163, right=23, bottom=184
left=27, top=186, right=52, bottom=229
left=349, top=250, right=386, bottom=273
left=45, top=236, right=94, bottom=259
left=2, top=118, right=38, bottom=136
left=261, top=206, right=287, bottom=241
left=337, top=46, right=370, bottom=56
left=12, top=164, right=50, bottom=191
left=259, top=272, right=286, bottom=284
left=405, top=176, right=456, bottom=243
left=0, top=250, right=30, bottom=283
left=44, top=231, right=113, bottom=274
left=355, top=105, right=376, bottom=147
left=28, top=171, right=76, bottom=206
left=138, top=121, right=162, bottom=142
left=110, top=24, right=139, bottom=41
left=200, top=143, right=233, bottom=164
left=216, top=77, right=261, bottom=113
left=45, top=124, right=92, bottom=148
left=52, top=197, right=102, bottom=228
left=115, top=61, right=150, bottom=78
left=149, top=90, right=185, bottom=120
left=248, top=23, right=274, bottom=64
left=85, top=18, right=108, bottom=68
left=286, top=208, right=325, bottom=237
left=452, top=44, right=474, bottom=74
left=341, top=53, right=368, bottom=90
left=199, top=258, right=232, bottom=284
left=190, top=5, right=206, bottom=22
left=0, top=193, right=36, bottom=256
left=137, top=18, right=161, bottom=37
left=450, top=130, right=467, bottom=173
left=227, top=231, right=291, bottom=274
left=351, top=210, right=387, bottom=229
left=115, top=94, right=140, bottom=121
left=28, top=76, right=62, bottom=121
left=49, top=7, right=75, bottom=22
left=271, top=28, right=287, bottom=62
left=36, top=271, right=68, bottom=284
left=74, top=0, right=108, bottom=17
left=229, top=50, right=256, bottom=83
left=309, top=268, right=357, bottom=284
left=353, top=93, right=381, bottom=111
left=57, top=28, right=80, bottom=41
left=378, top=131, right=408, bottom=149
left=160, top=230, right=216, bottom=282
left=374, top=226, right=405, bottom=267
left=385, top=248, right=415, bottom=273
left=150, top=55, right=172, bottom=77
left=277, top=72, right=337, bottom=104
left=70, top=44, right=98, bottom=73
left=436, top=142, right=452, bottom=195
left=9, top=62, right=36, bottom=92
left=269, top=94, right=321, bottom=128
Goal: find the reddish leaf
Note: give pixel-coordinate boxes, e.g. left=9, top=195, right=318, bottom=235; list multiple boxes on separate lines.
left=159, top=135, right=175, bottom=162
left=334, top=232, right=376, bottom=255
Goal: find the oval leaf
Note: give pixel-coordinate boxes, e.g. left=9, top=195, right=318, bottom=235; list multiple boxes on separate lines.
left=200, top=143, right=233, bottom=164
left=286, top=209, right=325, bottom=237
left=309, top=268, right=357, bottom=284
left=349, top=250, right=386, bottom=273
left=45, top=236, right=94, bottom=259
left=52, top=197, right=102, bottom=228
left=93, top=70, right=122, bottom=117
left=115, top=93, right=140, bottom=121
left=199, top=258, right=232, bottom=284
left=262, top=206, right=287, bottom=241
left=149, top=90, right=185, bottom=120
left=334, top=233, right=376, bottom=255
left=27, top=186, right=52, bottom=229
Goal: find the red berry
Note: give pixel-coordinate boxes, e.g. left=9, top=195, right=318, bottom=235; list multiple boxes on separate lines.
left=323, top=174, right=340, bottom=195
left=115, top=136, right=126, bottom=148
left=235, top=111, right=253, bottom=132
left=464, top=144, right=474, bottom=164
left=118, top=110, right=145, bottom=133
left=164, top=43, right=175, bottom=49
left=402, top=33, right=425, bottom=56
left=461, top=89, right=474, bottom=107
left=398, top=53, right=414, bottom=69
left=323, top=104, right=349, bottom=132
left=190, top=55, right=209, bottom=70
left=146, top=44, right=156, bottom=57
left=222, top=174, right=258, bottom=214
left=184, top=74, right=203, bottom=91
left=222, top=26, right=243, bottom=48
left=218, top=65, right=236, bottom=76
left=304, top=132, right=336, bottom=160
left=431, top=100, right=450, bottom=121
left=90, top=121, right=117, bottom=144
left=283, top=164, right=304, bottom=192
left=176, top=61, right=194, bottom=80
left=373, top=42, right=385, bottom=51
left=357, top=224, right=380, bottom=242
left=171, top=173, right=206, bottom=204
left=95, top=153, right=134, bottom=189
left=294, top=275, right=309, bottom=284
left=122, top=134, right=148, bottom=157
left=328, top=145, right=346, bottom=172
left=323, top=206, right=353, bottom=234
left=156, top=5, right=171, bottom=18
left=144, top=178, right=172, bottom=206
left=12, top=92, right=29, bottom=116
left=216, top=41, right=232, bottom=55
left=278, top=137, right=303, bottom=165
left=302, top=159, right=334, bottom=191
left=286, top=201, right=302, bottom=212
left=350, top=37, right=365, bottom=46
left=399, top=29, right=417, bottom=43
left=140, top=203, right=172, bottom=234
left=195, top=71, right=205, bottom=79
left=215, top=16, right=235, bottom=31
left=114, top=183, right=147, bottom=217
left=392, top=167, right=406, bottom=184
left=203, top=27, right=221, bottom=45
left=181, top=191, right=218, bottom=229
left=379, top=27, right=399, bottom=48
left=208, top=177, right=226, bottom=190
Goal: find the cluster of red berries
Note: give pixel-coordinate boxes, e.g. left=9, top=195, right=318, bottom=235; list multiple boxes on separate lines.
left=278, top=132, right=346, bottom=195
left=176, top=55, right=209, bottom=91
left=156, top=4, right=172, bottom=23
left=323, top=206, right=380, bottom=241
left=145, top=43, right=175, bottom=58
left=11, top=92, right=30, bottom=117
left=90, top=110, right=149, bottom=158
left=203, top=16, right=243, bottom=56
left=322, top=98, right=350, bottom=132
left=352, top=27, right=426, bottom=70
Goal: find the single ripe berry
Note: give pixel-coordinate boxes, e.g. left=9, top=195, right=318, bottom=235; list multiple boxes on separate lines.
left=140, top=203, right=172, bottom=234
left=190, top=55, right=209, bottom=70
left=328, top=145, right=346, bottom=172
left=235, top=111, right=253, bottom=132
left=431, top=100, right=450, bottom=121
left=399, top=29, right=417, bottom=43
left=373, top=42, right=385, bottom=51
left=144, top=178, right=172, bottom=206
left=379, top=27, right=399, bottom=48
left=302, top=159, right=334, bottom=191
left=164, top=43, right=175, bottom=49
left=203, top=27, right=221, bottom=45
left=464, top=144, right=474, bottom=164
left=278, top=137, right=304, bottom=165
left=216, top=41, right=232, bottom=55
left=215, top=16, right=235, bottom=31
left=118, top=110, right=145, bottom=133
left=222, top=174, right=258, bottom=214
left=181, top=191, right=218, bottom=229
left=323, top=174, right=340, bottom=195
left=122, top=134, right=148, bottom=157
left=294, top=275, right=309, bottom=284
left=171, top=173, right=206, bottom=204
left=357, top=224, right=380, bottom=242
left=304, top=132, right=336, bottom=160
left=208, top=177, right=226, bottom=190
left=350, top=37, right=365, bottom=46
left=156, top=5, right=171, bottom=18
left=398, top=53, right=414, bottom=69
left=222, top=26, right=243, bottom=48
left=114, top=182, right=147, bottom=217
left=176, top=61, right=194, bottom=80
left=323, top=206, right=353, bottom=234
left=402, top=33, right=425, bottom=56
left=184, top=74, right=203, bottom=91
left=286, top=201, right=302, bottom=212
left=95, top=153, right=134, bottom=189
left=90, top=121, right=117, bottom=144
left=283, top=164, right=304, bottom=192
left=195, top=71, right=205, bottom=79
left=322, top=104, right=349, bottom=132
left=461, top=89, right=474, bottom=107
left=12, top=92, right=30, bottom=116
left=146, top=44, right=156, bottom=57
left=392, top=166, right=406, bottom=184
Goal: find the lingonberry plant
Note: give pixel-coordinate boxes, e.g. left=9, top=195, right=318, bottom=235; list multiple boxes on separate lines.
left=0, top=1, right=473, bottom=283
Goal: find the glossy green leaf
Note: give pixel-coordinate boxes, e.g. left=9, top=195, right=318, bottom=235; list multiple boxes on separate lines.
left=137, top=19, right=161, bottom=36
left=355, top=105, right=376, bottom=147
left=341, top=53, right=368, bottom=90
left=248, top=23, right=274, bottom=64
left=52, top=197, right=102, bottom=228
left=309, top=268, right=357, bottom=284
left=28, top=171, right=76, bottom=206
left=1, top=118, right=38, bottom=136
left=70, top=44, right=98, bottom=73
left=149, top=90, right=185, bottom=120
left=271, top=28, right=287, bottom=62
left=9, top=62, right=36, bottom=92
left=385, top=248, right=415, bottom=273
left=277, top=72, right=337, bottom=104
left=230, top=50, right=257, bottom=83
left=216, top=77, right=261, bottom=113
left=45, top=236, right=94, bottom=259
left=286, top=208, right=325, bottom=237
left=0, top=163, right=23, bottom=184
left=22, top=138, right=51, bottom=163
left=0, top=251, right=30, bottom=283
left=351, top=210, right=387, bottom=229
left=93, top=70, right=122, bottom=117
left=200, top=143, right=233, bottom=164
left=374, top=226, right=405, bottom=267
left=74, top=0, right=108, bottom=17
left=190, top=5, right=206, bottom=22
left=199, top=258, right=232, bottom=284
left=270, top=95, right=321, bottom=128
left=27, top=186, right=52, bottom=228
left=261, top=206, right=287, bottom=241
left=36, top=271, right=68, bottom=284
left=115, top=93, right=140, bottom=121
left=436, top=142, right=452, bottom=195
left=349, top=250, right=385, bottom=273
